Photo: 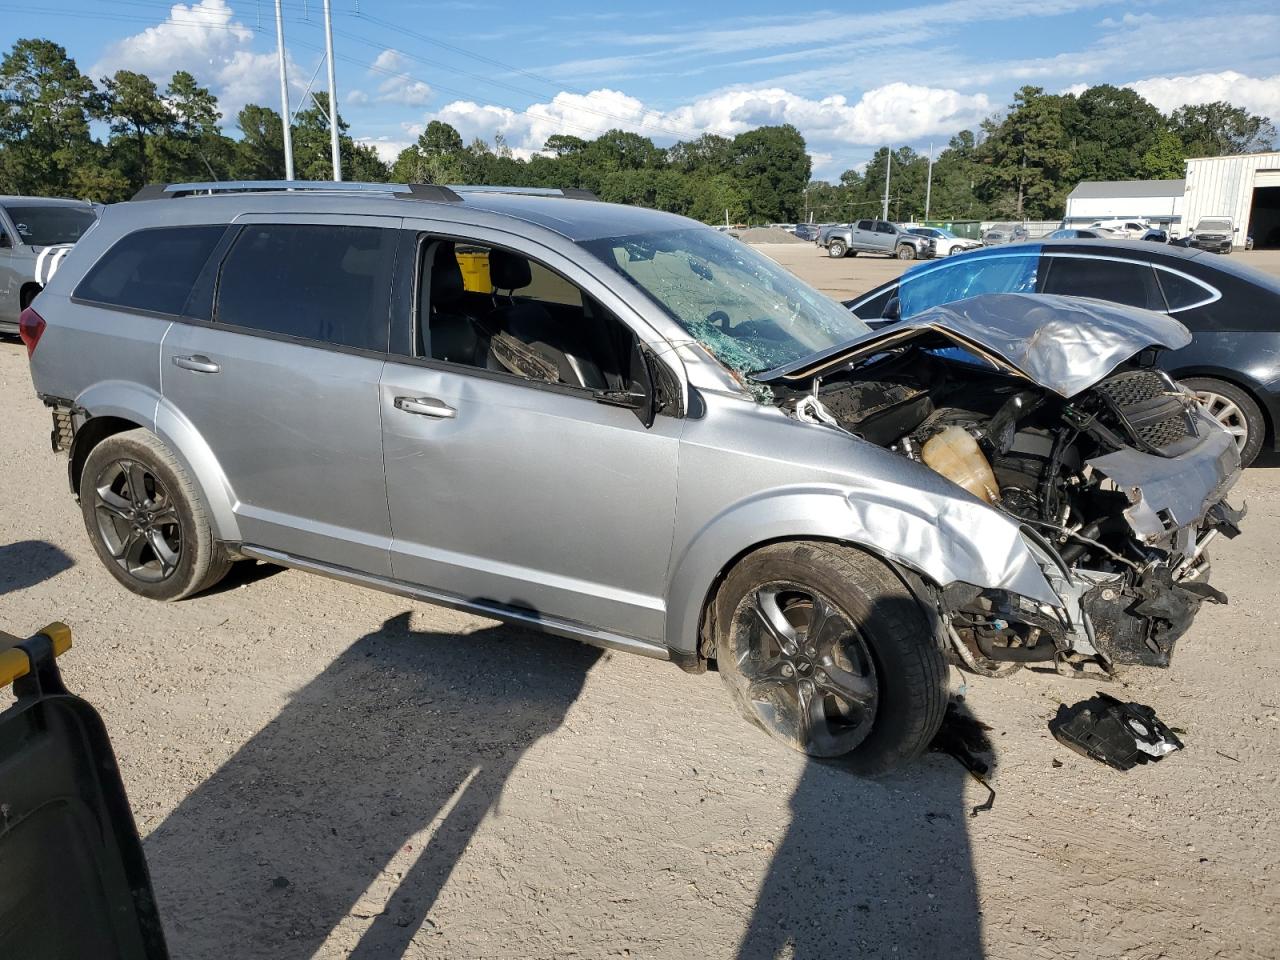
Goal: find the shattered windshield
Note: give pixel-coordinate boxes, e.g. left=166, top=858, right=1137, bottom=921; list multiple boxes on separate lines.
left=580, top=227, right=870, bottom=375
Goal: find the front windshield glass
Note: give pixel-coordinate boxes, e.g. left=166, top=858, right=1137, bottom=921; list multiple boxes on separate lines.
left=2, top=203, right=96, bottom=246
left=1198, top=219, right=1232, bottom=232
left=580, top=227, right=870, bottom=375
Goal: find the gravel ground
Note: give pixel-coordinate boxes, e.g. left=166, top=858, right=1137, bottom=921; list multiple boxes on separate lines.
left=2, top=248, right=1279, bottom=959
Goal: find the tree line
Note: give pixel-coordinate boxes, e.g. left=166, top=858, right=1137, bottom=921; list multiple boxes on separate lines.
left=1, top=37, right=1275, bottom=224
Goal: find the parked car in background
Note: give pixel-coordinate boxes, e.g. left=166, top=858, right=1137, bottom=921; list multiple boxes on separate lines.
left=793, top=223, right=821, bottom=242
left=845, top=238, right=1280, bottom=465
left=1189, top=217, right=1236, bottom=254
left=24, top=180, right=1243, bottom=770
left=818, top=219, right=934, bottom=260
left=1046, top=228, right=1106, bottom=240
left=0, top=196, right=98, bottom=335
left=905, top=227, right=980, bottom=257
left=981, top=222, right=1029, bottom=245
left=1141, top=228, right=1169, bottom=243
left=1087, top=219, right=1150, bottom=239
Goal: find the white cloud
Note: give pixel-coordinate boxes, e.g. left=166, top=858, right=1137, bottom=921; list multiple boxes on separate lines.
left=424, top=83, right=992, bottom=171
left=92, top=0, right=304, bottom=118
left=369, top=48, right=434, bottom=107
left=372, top=49, right=407, bottom=73
left=345, top=89, right=370, bottom=105
left=355, top=137, right=413, bottom=164
left=1126, top=71, right=1280, bottom=125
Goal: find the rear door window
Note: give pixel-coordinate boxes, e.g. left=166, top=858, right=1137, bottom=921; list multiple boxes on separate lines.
left=1154, top=268, right=1219, bottom=313
left=855, top=220, right=872, bottom=231
left=897, top=253, right=1039, bottom=318
left=74, top=225, right=226, bottom=316
left=214, top=224, right=396, bottom=351
left=1041, top=255, right=1165, bottom=310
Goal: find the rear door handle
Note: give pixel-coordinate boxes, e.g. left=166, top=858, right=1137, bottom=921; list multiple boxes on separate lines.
left=172, top=354, right=220, bottom=374
left=394, top=396, right=456, bottom=419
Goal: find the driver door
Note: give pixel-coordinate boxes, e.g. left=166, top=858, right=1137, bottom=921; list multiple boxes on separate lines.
left=379, top=225, right=685, bottom=645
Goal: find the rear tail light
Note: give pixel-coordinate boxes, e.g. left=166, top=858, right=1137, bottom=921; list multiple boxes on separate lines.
left=19, top=306, right=46, bottom=358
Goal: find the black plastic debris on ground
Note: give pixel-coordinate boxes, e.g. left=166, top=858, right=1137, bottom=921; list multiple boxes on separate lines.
left=1049, top=692, right=1184, bottom=771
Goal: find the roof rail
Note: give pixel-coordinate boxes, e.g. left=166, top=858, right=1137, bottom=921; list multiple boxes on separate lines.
left=129, top=181, right=597, bottom=203
left=448, top=185, right=598, bottom=201
left=130, top=181, right=463, bottom=202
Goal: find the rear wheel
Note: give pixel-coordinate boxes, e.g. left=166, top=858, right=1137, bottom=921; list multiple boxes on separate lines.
left=1181, top=377, right=1264, bottom=467
left=80, top=429, right=232, bottom=600
left=714, top=542, right=948, bottom=775
left=896, top=244, right=916, bottom=260
left=826, top=239, right=847, bottom=258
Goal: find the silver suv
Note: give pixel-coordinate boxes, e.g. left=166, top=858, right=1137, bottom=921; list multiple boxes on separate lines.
left=0, top=196, right=97, bottom=334
left=26, top=181, right=1244, bottom=771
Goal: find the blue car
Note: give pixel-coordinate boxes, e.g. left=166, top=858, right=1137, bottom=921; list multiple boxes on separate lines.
left=845, top=239, right=1280, bottom=465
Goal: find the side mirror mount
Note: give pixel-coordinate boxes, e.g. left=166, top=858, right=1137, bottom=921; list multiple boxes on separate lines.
left=883, top=295, right=902, bottom=322
left=593, top=340, right=658, bottom=428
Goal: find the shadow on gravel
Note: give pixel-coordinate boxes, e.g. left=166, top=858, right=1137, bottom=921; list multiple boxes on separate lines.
left=144, top=610, right=601, bottom=959
left=0, top=539, right=74, bottom=596
left=738, top=597, right=994, bottom=960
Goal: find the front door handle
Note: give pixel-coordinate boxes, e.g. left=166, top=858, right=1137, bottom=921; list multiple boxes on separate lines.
left=394, top=396, right=456, bottom=419
left=172, top=354, right=221, bottom=374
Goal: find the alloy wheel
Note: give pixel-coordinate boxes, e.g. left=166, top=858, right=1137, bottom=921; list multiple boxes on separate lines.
left=91, top=458, right=183, bottom=583
left=732, top=582, right=878, bottom=757
left=1194, top=389, right=1248, bottom=452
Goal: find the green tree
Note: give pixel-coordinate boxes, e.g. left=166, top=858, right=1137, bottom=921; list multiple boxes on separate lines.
left=1170, top=101, right=1277, bottom=157
left=233, top=103, right=286, bottom=180
left=100, top=69, right=174, bottom=184
left=976, top=86, right=1072, bottom=218
left=1138, top=130, right=1187, bottom=179
left=0, top=38, right=100, bottom=195
left=1064, top=84, right=1168, bottom=183
left=729, top=124, right=810, bottom=222
left=290, top=92, right=389, bottom=182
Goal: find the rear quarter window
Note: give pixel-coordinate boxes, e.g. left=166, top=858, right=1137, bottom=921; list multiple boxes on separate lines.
left=74, top=225, right=227, bottom=316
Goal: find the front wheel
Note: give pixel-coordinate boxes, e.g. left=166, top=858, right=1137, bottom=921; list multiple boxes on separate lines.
left=1182, top=377, right=1265, bottom=467
left=896, top=244, right=917, bottom=260
left=714, top=542, right=948, bottom=774
left=80, top=429, right=232, bottom=600
left=826, top=239, right=847, bottom=258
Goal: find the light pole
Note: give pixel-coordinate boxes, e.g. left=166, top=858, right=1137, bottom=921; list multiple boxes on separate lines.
left=881, top=149, right=891, bottom=221
left=322, top=0, right=342, bottom=181
left=924, top=142, right=934, bottom=222
left=274, top=0, right=294, bottom=180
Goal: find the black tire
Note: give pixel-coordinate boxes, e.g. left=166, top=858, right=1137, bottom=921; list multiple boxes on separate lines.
left=80, top=429, right=232, bottom=600
left=714, top=542, right=949, bottom=775
left=895, top=244, right=917, bottom=260
left=1181, top=377, right=1265, bottom=467
left=826, top=239, right=847, bottom=258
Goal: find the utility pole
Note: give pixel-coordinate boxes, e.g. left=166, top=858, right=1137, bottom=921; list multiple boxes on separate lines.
left=274, top=0, right=294, bottom=180
left=881, top=149, right=891, bottom=221
left=924, top=142, right=934, bottom=222
left=322, top=0, right=342, bottom=181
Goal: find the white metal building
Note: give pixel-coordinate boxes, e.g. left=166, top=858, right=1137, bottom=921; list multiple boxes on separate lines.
left=1183, top=151, right=1280, bottom=249
left=1062, top=179, right=1185, bottom=230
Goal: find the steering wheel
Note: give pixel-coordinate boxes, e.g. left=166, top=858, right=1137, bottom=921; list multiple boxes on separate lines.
left=705, top=310, right=731, bottom=331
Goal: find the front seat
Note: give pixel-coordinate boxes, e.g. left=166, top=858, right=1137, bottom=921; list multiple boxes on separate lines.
left=424, top=242, right=487, bottom=365
left=485, top=250, right=606, bottom=389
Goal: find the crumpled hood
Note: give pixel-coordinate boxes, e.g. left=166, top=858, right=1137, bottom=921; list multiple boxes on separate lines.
left=757, top=293, right=1192, bottom=398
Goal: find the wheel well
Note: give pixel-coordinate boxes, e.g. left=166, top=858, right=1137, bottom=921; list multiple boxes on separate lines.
left=19, top=282, right=41, bottom=310
left=1172, top=369, right=1274, bottom=448
left=70, top=416, right=143, bottom=496
left=693, top=536, right=920, bottom=665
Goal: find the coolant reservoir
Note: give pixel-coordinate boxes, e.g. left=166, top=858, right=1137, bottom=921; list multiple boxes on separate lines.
left=921, top=426, right=1000, bottom=504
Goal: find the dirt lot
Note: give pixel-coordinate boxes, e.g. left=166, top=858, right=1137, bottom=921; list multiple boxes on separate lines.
left=2, top=247, right=1280, bottom=960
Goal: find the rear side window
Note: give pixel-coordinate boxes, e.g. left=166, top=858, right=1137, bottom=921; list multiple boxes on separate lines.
left=1154, top=268, right=1218, bottom=312
left=856, top=220, right=872, bottom=230
left=215, top=224, right=396, bottom=351
left=75, top=225, right=225, bottom=316
left=1042, top=256, right=1164, bottom=311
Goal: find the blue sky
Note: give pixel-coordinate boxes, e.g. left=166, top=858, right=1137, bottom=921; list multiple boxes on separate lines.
left=3, top=0, right=1278, bottom=179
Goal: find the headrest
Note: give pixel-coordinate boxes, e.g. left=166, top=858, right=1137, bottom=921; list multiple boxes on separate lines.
left=489, top=249, right=532, bottom=291
left=431, top=243, right=464, bottom=306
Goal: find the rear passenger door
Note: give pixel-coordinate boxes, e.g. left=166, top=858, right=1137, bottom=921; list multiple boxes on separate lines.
left=1040, top=253, right=1165, bottom=310
left=851, top=220, right=875, bottom=252
left=873, top=221, right=897, bottom=254
left=160, top=216, right=400, bottom=576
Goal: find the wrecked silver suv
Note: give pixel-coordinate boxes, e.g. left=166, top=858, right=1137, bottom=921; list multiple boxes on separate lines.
left=27, top=182, right=1242, bottom=773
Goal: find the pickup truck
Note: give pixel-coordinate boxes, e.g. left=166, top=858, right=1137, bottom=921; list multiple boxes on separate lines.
left=817, top=219, right=934, bottom=260
left=1188, top=217, right=1237, bottom=254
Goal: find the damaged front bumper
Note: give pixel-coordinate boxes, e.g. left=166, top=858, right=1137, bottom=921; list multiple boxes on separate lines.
left=944, top=409, right=1245, bottom=674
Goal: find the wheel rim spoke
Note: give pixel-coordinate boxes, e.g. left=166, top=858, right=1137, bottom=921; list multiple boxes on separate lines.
left=92, top=457, right=182, bottom=583
left=147, top=529, right=180, bottom=575
left=751, top=588, right=800, bottom=657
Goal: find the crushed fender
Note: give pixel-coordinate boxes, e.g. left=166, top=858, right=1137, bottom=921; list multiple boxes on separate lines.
left=1049, top=692, right=1184, bottom=770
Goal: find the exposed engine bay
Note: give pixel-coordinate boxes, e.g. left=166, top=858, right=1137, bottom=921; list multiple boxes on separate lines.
left=774, top=340, right=1244, bottom=677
